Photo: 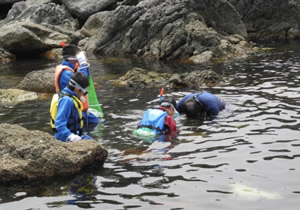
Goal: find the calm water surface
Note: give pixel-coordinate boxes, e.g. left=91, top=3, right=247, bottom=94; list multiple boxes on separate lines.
left=0, top=41, right=299, bottom=210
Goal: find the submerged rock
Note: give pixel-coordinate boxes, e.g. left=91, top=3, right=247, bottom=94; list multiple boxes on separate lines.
left=168, top=70, right=222, bottom=89
left=0, top=123, right=108, bottom=183
left=111, top=67, right=170, bottom=89
left=0, top=88, right=38, bottom=107
left=111, top=67, right=222, bottom=89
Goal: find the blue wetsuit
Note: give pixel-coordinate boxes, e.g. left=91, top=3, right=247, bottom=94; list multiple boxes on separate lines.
left=176, top=92, right=225, bottom=116
left=58, top=60, right=99, bottom=128
left=55, top=87, right=92, bottom=142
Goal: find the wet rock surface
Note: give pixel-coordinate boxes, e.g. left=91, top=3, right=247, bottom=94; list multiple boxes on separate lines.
left=17, top=67, right=55, bottom=93
left=0, top=88, right=38, bottom=107
left=111, top=67, right=222, bottom=89
left=0, top=123, right=108, bottom=183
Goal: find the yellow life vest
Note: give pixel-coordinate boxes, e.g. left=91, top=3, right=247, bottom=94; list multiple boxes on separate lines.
left=50, top=93, right=83, bottom=132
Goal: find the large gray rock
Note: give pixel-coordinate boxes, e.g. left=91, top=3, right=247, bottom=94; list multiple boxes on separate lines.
left=80, top=11, right=110, bottom=37
left=0, top=0, right=22, bottom=5
left=4, top=1, right=79, bottom=30
left=85, top=0, right=250, bottom=62
left=0, top=1, right=80, bottom=58
left=61, top=0, right=118, bottom=20
left=229, top=0, right=300, bottom=40
left=17, top=67, right=55, bottom=93
left=0, top=123, right=108, bottom=182
left=0, top=21, right=70, bottom=56
left=3, top=0, right=294, bottom=62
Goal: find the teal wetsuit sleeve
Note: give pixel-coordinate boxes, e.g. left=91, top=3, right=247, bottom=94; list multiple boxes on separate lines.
left=55, top=97, right=74, bottom=141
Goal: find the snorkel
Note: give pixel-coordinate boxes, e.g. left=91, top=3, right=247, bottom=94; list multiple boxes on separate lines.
left=159, top=88, right=179, bottom=119
left=160, top=88, right=164, bottom=103
left=59, top=41, right=66, bottom=47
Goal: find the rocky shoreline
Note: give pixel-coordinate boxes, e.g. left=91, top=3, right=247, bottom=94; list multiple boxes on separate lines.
left=0, top=0, right=299, bottom=183
left=2, top=0, right=297, bottom=64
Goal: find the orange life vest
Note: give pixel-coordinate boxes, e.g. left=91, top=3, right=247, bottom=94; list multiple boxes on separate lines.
left=54, top=65, right=89, bottom=111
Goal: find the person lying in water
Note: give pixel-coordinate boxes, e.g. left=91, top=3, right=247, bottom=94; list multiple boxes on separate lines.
left=176, top=92, right=225, bottom=119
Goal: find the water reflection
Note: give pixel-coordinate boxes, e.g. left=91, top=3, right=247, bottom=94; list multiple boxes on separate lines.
left=0, top=41, right=300, bottom=209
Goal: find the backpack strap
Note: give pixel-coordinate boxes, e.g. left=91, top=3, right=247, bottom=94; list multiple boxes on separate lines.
left=193, top=95, right=207, bottom=117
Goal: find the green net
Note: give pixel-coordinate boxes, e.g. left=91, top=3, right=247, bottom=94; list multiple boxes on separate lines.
left=87, top=76, right=104, bottom=118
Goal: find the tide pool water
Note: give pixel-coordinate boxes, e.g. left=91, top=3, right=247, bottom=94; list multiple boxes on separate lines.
left=0, top=41, right=299, bottom=210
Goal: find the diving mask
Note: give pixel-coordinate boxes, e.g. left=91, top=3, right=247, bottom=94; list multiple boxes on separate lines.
left=173, top=110, right=179, bottom=119
left=160, top=101, right=179, bottom=119
left=69, top=79, right=88, bottom=96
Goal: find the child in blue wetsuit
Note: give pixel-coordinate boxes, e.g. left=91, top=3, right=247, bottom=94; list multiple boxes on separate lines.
left=54, top=72, right=93, bottom=142
left=176, top=92, right=225, bottom=118
left=54, top=44, right=99, bottom=131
